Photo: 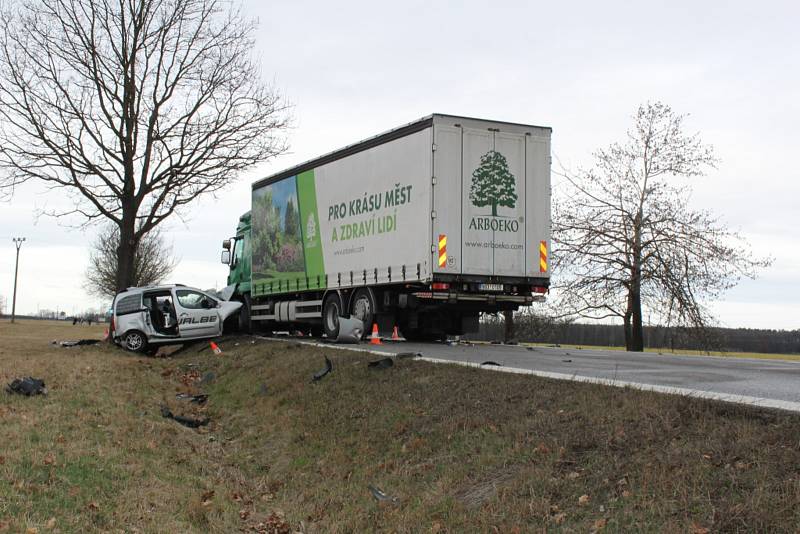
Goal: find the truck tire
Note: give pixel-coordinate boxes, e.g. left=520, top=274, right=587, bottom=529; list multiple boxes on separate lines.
left=237, top=294, right=252, bottom=334
left=123, top=330, right=149, bottom=353
left=322, top=293, right=343, bottom=339
left=349, top=288, right=376, bottom=336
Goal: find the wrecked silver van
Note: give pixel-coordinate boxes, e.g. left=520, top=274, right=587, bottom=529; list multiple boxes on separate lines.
left=111, top=284, right=242, bottom=353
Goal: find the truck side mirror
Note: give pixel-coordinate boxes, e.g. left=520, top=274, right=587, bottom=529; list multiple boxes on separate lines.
left=220, top=250, right=231, bottom=264
left=222, top=239, right=231, bottom=250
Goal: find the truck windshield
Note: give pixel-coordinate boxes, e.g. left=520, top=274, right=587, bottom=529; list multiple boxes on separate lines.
left=232, top=237, right=244, bottom=267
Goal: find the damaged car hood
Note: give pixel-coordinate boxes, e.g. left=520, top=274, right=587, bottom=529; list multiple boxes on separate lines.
left=218, top=300, right=243, bottom=321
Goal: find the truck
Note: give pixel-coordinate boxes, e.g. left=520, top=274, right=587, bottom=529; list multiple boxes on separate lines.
left=220, top=114, right=551, bottom=340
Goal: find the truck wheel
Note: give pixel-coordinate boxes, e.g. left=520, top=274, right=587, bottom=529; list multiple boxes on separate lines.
left=237, top=294, right=252, bottom=334
left=322, top=293, right=343, bottom=339
left=123, top=330, right=149, bottom=353
left=350, top=288, right=376, bottom=336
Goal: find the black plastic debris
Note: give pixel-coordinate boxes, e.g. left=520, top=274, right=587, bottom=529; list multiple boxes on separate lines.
left=368, top=357, right=394, bottom=370
left=311, top=356, right=333, bottom=382
left=160, top=405, right=209, bottom=428
left=481, top=361, right=501, bottom=366
left=368, top=485, right=398, bottom=503
left=175, top=393, right=208, bottom=404
left=562, top=359, right=573, bottom=363
left=396, top=352, right=421, bottom=359
left=6, top=377, right=47, bottom=396
left=52, top=339, right=101, bottom=347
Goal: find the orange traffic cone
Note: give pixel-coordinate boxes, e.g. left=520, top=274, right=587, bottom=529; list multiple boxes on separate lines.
left=370, top=323, right=382, bottom=345
left=210, top=341, right=222, bottom=355
left=391, top=326, right=401, bottom=341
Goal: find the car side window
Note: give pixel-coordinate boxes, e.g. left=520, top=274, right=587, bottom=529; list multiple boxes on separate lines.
left=176, top=290, right=217, bottom=309
left=115, top=294, right=142, bottom=316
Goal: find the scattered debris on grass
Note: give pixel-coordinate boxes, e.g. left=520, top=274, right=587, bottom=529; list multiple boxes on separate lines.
left=311, top=356, right=332, bottom=382
left=5, top=377, right=47, bottom=396
left=368, top=485, right=399, bottom=504
left=396, top=352, right=421, bottom=359
left=52, top=339, right=101, bottom=347
left=175, top=393, right=208, bottom=404
left=160, top=404, right=209, bottom=428
left=368, top=357, right=394, bottom=369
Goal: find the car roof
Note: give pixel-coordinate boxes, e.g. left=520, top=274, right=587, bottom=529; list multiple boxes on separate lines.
left=117, top=284, right=198, bottom=296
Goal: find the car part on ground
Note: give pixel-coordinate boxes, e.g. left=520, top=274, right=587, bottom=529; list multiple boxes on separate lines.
left=368, top=357, right=394, bottom=369
left=160, top=404, right=209, bottom=428
left=175, top=393, right=208, bottom=404
left=336, top=316, right=364, bottom=344
left=6, top=377, right=47, bottom=396
left=52, top=339, right=101, bottom=347
left=311, top=356, right=333, bottom=382
left=368, top=485, right=399, bottom=504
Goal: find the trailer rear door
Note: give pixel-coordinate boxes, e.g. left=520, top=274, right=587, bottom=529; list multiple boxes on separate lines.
left=432, top=118, right=534, bottom=278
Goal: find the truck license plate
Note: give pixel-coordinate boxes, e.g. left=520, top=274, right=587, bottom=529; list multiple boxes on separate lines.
left=479, top=283, right=504, bottom=292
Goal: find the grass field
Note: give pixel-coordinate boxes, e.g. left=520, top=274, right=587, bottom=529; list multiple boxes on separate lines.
left=1, top=320, right=800, bottom=532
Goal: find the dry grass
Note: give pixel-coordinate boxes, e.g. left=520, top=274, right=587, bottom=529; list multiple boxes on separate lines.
left=2, top=320, right=800, bottom=532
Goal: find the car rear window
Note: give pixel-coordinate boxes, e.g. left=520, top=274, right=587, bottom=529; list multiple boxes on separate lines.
left=115, top=293, right=141, bottom=316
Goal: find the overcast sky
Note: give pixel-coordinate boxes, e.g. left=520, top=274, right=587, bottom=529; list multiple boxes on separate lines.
left=0, top=0, right=797, bottom=329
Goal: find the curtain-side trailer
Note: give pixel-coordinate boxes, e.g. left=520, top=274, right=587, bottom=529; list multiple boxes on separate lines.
left=220, top=114, right=551, bottom=340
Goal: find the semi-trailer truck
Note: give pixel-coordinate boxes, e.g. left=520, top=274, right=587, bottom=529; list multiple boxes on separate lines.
left=220, top=114, right=551, bottom=340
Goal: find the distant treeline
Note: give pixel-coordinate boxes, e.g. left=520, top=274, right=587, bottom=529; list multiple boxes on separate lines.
left=471, top=315, right=800, bottom=355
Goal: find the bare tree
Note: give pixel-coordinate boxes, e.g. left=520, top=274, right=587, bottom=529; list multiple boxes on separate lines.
left=552, top=102, right=770, bottom=351
left=0, top=0, right=289, bottom=292
left=85, top=224, right=177, bottom=298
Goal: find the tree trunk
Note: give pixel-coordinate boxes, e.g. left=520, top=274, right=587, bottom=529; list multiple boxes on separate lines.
left=627, top=211, right=645, bottom=352
left=629, top=283, right=644, bottom=351
left=115, top=209, right=137, bottom=294
left=492, top=202, right=497, bottom=217
left=503, top=310, right=514, bottom=343
left=623, top=312, right=631, bottom=350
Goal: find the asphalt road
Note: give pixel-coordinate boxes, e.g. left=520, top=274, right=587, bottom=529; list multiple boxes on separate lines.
left=344, top=340, right=800, bottom=412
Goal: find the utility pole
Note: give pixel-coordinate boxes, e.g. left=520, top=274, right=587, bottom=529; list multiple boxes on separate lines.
left=11, top=237, right=25, bottom=324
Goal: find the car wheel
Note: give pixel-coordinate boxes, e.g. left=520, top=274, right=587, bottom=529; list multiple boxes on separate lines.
left=349, top=288, right=376, bottom=338
left=123, top=330, right=149, bottom=353
left=322, top=293, right=343, bottom=339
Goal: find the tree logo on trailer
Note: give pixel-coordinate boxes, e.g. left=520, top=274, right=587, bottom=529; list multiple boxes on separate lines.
left=469, top=150, right=517, bottom=216
left=306, top=213, right=317, bottom=242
